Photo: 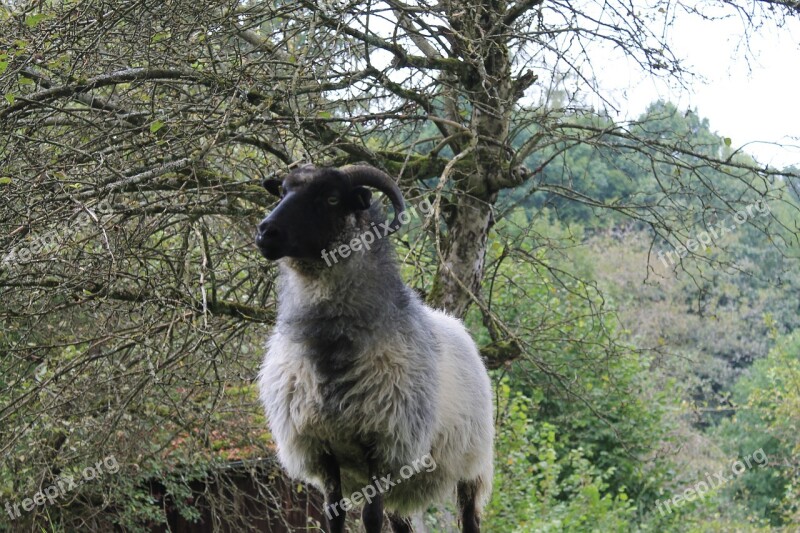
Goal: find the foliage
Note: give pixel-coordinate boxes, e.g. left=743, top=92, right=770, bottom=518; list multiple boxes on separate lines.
left=715, top=331, right=800, bottom=525
left=485, top=380, right=636, bottom=531
left=466, top=213, right=673, bottom=507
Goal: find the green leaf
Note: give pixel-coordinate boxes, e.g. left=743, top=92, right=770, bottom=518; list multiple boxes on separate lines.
left=151, top=31, right=171, bottom=43
left=25, top=14, right=49, bottom=27
left=724, top=137, right=732, bottom=147
left=47, top=54, right=70, bottom=70
left=4, top=93, right=13, bottom=105
left=0, top=177, right=12, bottom=185
left=149, top=120, right=165, bottom=133
left=18, top=77, right=35, bottom=86
left=0, top=62, right=7, bottom=75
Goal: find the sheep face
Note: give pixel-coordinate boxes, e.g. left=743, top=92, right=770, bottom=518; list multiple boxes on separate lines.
left=255, top=164, right=405, bottom=261
left=256, top=167, right=373, bottom=261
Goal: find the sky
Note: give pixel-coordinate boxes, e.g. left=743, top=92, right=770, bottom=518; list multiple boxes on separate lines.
left=595, top=7, right=800, bottom=169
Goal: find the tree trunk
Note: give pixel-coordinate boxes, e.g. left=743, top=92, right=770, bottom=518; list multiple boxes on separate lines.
left=429, top=0, right=514, bottom=318
left=429, top=191, right=495, bottom=317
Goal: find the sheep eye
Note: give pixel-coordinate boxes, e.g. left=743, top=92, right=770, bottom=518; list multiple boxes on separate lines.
left=327, top=196, right=340, bottom=205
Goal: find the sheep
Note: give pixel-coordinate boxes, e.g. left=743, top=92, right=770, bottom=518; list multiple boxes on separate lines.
left=255, top=164, right=494, bottom=533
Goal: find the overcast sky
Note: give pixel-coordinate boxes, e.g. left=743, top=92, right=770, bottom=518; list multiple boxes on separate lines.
left=596, top=8, right=800, bottom=169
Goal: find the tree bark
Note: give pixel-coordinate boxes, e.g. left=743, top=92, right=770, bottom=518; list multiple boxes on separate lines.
left=429, top=0, right=515, bottom=318
left=429, top=191, right=495, bottom=317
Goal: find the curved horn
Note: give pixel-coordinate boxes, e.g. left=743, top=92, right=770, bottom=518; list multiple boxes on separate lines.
left=341, top=165, right=405, bottom=232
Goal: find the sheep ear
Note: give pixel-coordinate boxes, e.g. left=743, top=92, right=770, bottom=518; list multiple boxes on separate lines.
left=349, top=186, right=372, bottom=210
left=262, top=178, right=282, bottom=197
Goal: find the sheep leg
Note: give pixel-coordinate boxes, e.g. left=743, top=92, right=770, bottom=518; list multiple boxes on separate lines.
left=321, top=453, right=345, bottom=533
left=388, top=514, right=413, bottom=532
left=457, top=481, right=480, bottom=533
left=361, top=456, right=384, bottom=533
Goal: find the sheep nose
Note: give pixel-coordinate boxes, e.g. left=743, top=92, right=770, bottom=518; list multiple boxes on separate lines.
left=256, top=220, right=281, bottom=246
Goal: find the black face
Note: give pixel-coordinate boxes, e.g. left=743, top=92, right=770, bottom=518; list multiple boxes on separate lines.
left=255, top=168, right=372, bottom=261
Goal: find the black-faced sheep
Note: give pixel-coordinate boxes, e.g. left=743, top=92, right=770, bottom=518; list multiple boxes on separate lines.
left=255, top=164, right=493, bottom=533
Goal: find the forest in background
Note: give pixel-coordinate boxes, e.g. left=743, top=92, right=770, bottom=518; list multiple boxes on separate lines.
left=1, top=0, right=799, bottom=531
left=473, top=101, right=800, bottom=531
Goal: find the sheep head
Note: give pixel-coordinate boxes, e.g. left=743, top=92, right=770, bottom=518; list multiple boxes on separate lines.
left=255, top=164, right=405, bottom=261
